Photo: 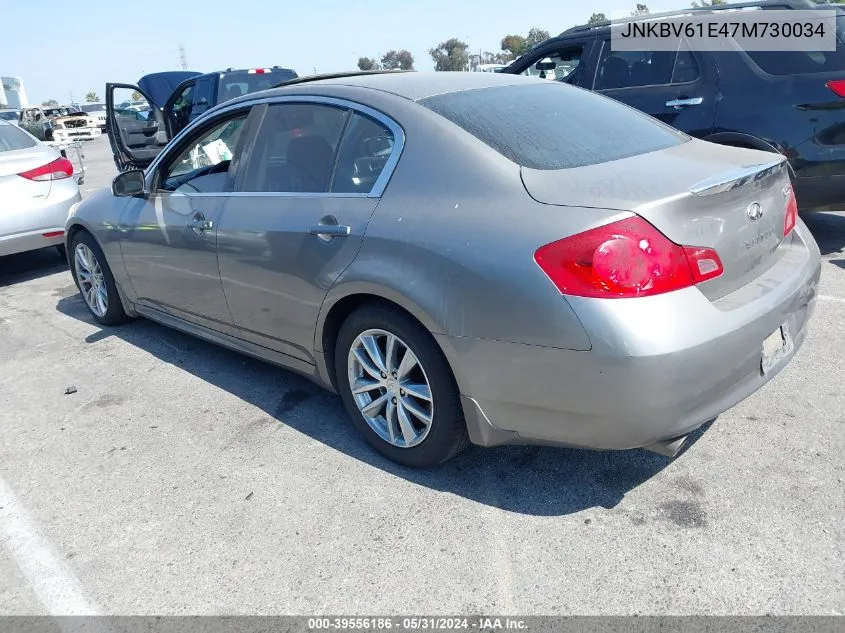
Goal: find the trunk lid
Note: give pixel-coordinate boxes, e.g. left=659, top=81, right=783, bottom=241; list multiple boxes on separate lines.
left=521, top=140, right=793, bottom=301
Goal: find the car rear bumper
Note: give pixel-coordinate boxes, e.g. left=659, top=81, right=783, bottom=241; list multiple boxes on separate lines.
left=0, top=182, right=81, bottom=257
left=793, top=173, right=845, bottom=211
left=445, top=220, right=821, bottom=451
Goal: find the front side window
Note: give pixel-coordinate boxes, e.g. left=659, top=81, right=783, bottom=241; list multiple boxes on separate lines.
left=522, top=46, right=585, bottom=82
left=169, top=83, right=195, bottom=132
left=192, top=78, right=214, bottom=117
left=159, top=113, right=249, bottom=193
left=241, top=103, right=349, bottom=193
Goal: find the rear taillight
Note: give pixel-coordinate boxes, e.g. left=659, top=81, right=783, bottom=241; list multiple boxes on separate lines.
left=534, top=216, right=723, bottom=299
left=784, top=185, right=798, bottom=237
left=18, top=157, right=74, bottom=181
left=826, top=80, right=845, bottom=98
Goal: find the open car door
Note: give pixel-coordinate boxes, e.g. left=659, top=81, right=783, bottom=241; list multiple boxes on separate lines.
left=105, top=83, right=170, bottom=172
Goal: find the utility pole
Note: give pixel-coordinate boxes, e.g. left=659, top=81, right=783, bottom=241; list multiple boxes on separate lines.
left=179, top=45, right=188, bottom=71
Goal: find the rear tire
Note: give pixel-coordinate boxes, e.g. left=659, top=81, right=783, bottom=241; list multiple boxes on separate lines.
left=335, top=304, right=469, bottom=468
left=70, top=231, right=127, bottom=326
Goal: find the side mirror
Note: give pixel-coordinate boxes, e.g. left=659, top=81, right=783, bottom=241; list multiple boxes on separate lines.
left=112, top=170, right=146, bottom=197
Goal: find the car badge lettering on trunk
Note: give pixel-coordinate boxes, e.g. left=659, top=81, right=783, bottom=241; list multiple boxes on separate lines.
left=747, top=202, right=763, bottom=221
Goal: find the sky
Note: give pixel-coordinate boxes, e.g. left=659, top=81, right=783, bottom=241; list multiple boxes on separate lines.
left=1, top=0, right=686, bottom=105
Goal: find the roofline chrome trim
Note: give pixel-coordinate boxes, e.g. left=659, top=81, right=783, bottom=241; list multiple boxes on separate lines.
left=147, top=94, right=405, bottom=199
left=689, top=157, right=786, bottom=196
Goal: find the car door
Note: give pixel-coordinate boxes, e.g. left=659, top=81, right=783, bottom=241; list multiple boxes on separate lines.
left=216, top=98, right=403, bottom=364
left=592, top=38, right=718, bottom=137
left=106, top=83, right=170, bottom=172
left=118, top=106, right=261, bottom=333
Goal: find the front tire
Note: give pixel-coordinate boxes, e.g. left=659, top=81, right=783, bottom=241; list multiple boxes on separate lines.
left=70, top=231, right=127, bottom=326
left=335, top=304, right=469, bottom=468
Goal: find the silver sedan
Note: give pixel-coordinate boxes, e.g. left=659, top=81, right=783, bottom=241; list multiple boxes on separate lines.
left=68, top=72, right=820, bottom=467
left=0, top=121, right=80, bottom=258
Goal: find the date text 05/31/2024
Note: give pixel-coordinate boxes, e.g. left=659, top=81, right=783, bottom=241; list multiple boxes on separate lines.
left=307, top=617, right=528, bottom=630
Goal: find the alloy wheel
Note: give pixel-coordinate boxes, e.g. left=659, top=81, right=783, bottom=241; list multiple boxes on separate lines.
left=74, top=243, right=108, bottom=317
left=347, top=329, right=434, bottom=448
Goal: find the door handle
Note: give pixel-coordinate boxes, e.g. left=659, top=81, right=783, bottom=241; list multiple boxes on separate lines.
left=188, top=213, right=213, bottom=232
left=666, top=97, right=703, bottom=109
left=308, top=224, right=351, bottom=241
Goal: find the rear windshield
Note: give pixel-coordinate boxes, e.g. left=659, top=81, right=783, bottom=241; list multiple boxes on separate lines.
left=744, top=13, right=845, bottom=75
left=419, top=83, right=687, bottom=170
left=0, top=111, right=18, bottom=121
left=79, top=104, right=104, bottom=113
left=0, top=124, right=37, bottom=152
left=218, top=69, right=298, bottom=103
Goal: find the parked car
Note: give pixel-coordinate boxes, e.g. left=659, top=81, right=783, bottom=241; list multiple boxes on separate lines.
left=503, top=0, right=845, bottom=211
left=0, top=121, right=80, bottom=259
left=49, top=109, right=103, bottom=143
left=0, top=109, right=21, bottom=125
left=78, top=103, right=108, bottom=131
left=18, top=107, right=54, bottom=141
left=68, top=72, right=820, bottom=467
left=106, top=67, right=298, bottom=170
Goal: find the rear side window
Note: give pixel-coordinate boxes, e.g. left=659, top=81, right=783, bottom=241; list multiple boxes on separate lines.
left=744, top=17, right=845, bottom=75
left=744, top=44, right=845, bottom=75
left=419, top=83, right=686, bottom=170
left=594, top=41, right=700, bottom=89
left=331, top=113, right=395, bottom=194
left=0, top=124, right=37, bottom=152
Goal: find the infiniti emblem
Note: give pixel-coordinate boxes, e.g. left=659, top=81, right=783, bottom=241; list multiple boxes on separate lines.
left=747, top=202, right=763, bottom=221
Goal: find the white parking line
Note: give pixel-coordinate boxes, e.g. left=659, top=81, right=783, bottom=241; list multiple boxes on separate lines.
left=0, top=476, right=100, bottom=615
left=819, top=295, right=845, bottom=303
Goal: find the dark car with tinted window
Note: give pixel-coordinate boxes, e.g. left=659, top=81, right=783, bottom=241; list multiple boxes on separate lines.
left=105, top=67, right=297, bottom=171
left=503, top=0, right=845, bottom=211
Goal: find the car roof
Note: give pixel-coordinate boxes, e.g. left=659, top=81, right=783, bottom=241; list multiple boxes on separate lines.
left=263, top=71, right=531, bottom=102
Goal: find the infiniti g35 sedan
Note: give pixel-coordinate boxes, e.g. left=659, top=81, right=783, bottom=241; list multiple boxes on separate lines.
left=66, top=72, right=820, bottom=467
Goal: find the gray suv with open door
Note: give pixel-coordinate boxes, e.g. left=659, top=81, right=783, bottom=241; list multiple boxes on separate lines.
left=106, top=67, right=297, bottom=171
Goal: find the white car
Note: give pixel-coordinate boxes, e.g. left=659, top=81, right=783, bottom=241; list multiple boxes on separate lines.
left=77, top=103, right=108, bottom=130
left=0, top=121, right=81, bottom=258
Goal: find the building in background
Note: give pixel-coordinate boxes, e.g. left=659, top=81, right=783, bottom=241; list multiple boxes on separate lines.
left=1, top=77, right=29, bottom=108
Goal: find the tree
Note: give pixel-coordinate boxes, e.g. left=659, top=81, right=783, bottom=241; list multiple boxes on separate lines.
left=501, top=34, right=526, bottom=60
left=131, top=91, right=143, bottom=102
left=588, top=12, right=608, bottom=23
left=430, top=38, right=470, bottom=71
left=42, top=99, right=58, bottom=107
left=357, top=57, right=379, bottom=71
left=85, top=91, right=99, bottom=103
left=381, top=49, right=414, bottom=70
left=631, top=3, right=650, bottom=15
left=524, top=28, right=550, bottom=51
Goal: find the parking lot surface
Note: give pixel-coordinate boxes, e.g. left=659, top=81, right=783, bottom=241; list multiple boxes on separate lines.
left=1, top=137, right=843, bottom=615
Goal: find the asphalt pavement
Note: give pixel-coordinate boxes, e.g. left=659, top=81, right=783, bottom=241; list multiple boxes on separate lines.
left=0, top=137, right=843, bottom=615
